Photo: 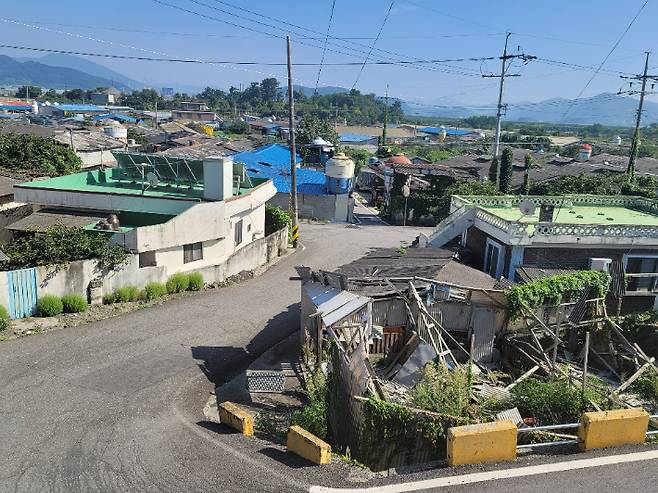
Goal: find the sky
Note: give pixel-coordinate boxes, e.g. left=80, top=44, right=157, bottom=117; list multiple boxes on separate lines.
left=1, top=0, right=658, bottom=109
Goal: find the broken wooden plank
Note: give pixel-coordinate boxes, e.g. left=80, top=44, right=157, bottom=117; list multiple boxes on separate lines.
left=610, top=357, right=656, bottom=396
left=505, top=365, right=540, bottom=391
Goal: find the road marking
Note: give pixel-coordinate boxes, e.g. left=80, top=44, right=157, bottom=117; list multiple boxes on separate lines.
left=309, top=449, right=658, bottom=493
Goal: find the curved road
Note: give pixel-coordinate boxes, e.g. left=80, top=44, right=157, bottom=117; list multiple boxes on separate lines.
left=0, top=220, right=421, bottom=492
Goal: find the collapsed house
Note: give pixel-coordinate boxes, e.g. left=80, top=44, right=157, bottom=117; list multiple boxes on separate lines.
left=296, top=248, right=658, bottom=471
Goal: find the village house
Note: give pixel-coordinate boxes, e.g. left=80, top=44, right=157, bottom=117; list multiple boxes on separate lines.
left=171, top=101, right=218, bottom=122
left=7, top=151, right=282, bottom=314
left=421, top=194, right=658, bottom=312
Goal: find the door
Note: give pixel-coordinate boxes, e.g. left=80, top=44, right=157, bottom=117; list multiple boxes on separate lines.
left=484, top=239, right=504, bottom=279
left=470, top=306, right=497, bottom=363
left=7, top=268, right=38, bottom=319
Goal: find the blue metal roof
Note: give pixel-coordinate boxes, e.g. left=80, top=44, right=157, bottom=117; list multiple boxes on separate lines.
left=0, top=104, right=30, bottom=111
left=339, top=133, right=377, bottom=143
left=233, top=143, right=328, bottom=195
left=56, top=104, right=106, bottom=112
left=93, top=113, right=139, bottom=123
left=419, top=126, right=472, bottom=136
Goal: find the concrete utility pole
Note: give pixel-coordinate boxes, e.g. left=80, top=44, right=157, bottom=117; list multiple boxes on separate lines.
left=286, top=35, right=299, bottom=248
left=382, top=84, right=389, bottom=149
left=483, top=33, right=536, bottom=157
left=621, top=51, right=657, bottom=182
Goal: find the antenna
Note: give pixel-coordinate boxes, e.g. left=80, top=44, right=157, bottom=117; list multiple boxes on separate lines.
left=519, top=199, right=536, bottom=216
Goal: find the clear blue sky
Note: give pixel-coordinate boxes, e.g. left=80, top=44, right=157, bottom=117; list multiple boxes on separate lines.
left=1, top=0, right=657, bottom=107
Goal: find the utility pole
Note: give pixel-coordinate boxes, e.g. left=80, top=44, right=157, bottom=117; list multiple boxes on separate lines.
left=620, top=51, right=657, bottom=182
left=382, top=84, right=389, bottom=149
left=483, top=33, right=536, bottom=157
left=286, top=35, right=299, bottom=248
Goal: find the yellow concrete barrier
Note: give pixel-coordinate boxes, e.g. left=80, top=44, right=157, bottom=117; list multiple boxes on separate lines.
left=287, top=425, right=331, bottom=465
left=578, top=408, right=649, bottom=451
left=218, top=401, right=254, bottom=437
left=447, top=420, right=517, bottom=467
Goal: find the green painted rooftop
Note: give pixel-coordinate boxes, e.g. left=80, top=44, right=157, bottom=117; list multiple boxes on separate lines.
left=484, top=204, right=658, bottom=226
left=17, top=170, right=262, bottom=200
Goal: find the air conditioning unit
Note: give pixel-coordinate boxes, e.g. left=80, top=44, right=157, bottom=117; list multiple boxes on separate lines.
left=589, top=258, right=612, bottom=272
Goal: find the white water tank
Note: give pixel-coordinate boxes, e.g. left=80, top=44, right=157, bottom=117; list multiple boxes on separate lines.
left=103, top=124, right=128, bottom=142
left=438, top=125, right=447, bottom=143
left=31, top=101, right=39, bottom=114
left=325, top=152, right=355, bottom=194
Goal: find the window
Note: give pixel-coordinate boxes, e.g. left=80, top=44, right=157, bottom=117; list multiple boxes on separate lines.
left=183, top=242, right=203, bottom=263
left=234, top=219, right=243, bottom=246
left=483, top=239, right=504, bottom=279
left=624, top=255, right=658, bottom=292
left=139, top=250, right=157, bottom=268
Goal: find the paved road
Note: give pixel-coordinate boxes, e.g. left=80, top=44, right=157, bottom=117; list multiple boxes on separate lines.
left=0, top=220, right=421, bottom=493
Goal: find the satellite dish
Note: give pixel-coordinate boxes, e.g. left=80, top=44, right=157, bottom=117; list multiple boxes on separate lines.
left=519, top=199, right=536, bottom=216
left=146, top=172, right=159, bottom=188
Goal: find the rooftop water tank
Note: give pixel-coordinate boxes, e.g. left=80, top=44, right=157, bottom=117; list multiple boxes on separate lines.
left=31, top=101, right=39, bottom=114
left=325, top=152, right=355, bottom=194
left=438, top=125, right=447, bottom=143
left=579, top=143, right=592, bottom=161
left=104, top=124, right=128, bottom=142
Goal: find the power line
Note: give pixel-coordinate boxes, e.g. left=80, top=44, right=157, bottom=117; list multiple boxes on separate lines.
left=0, top=43, right=498, bottom=66
left=559, top=0, right=649, bottom=122
left=351, top=1, right=394, bottom=90
left=314, top=0, right=336, bottom=93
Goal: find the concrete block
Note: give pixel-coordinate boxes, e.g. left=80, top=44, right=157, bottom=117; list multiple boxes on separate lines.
left=287, top=425, right=331, bottom=465
left=218, top=401, right=254, bottom=437
left=578, top=408, right=649, bottom=451
left=447, top=420, right=517, bottom=466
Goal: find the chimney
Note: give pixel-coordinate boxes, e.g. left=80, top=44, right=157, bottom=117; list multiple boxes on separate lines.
left=203, top=156, right=233, bottom=201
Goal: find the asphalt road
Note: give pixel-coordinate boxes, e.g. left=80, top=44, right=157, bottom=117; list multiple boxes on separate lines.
left=0, top=219, right=422, bottom=493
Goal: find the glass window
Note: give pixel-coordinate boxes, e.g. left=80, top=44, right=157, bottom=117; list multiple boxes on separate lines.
left=234, top=219, right=243, bottom=246
left=139, top=250, right=157, bottom=268
left=183, top=242, right=203, bottom=263
left=626, top=256, right=658, bottom=292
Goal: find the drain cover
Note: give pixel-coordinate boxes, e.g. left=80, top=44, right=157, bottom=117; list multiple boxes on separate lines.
left=246, top=370, right=285, bottom=393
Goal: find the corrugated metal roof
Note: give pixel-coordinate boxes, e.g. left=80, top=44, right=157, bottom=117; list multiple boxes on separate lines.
left=419, top=126, right=473, bottom=136
left=340, top=133, right=377, bottom=143
left=56, top=104, right=106, bottom=112
left=305, top=281, right=371, bottom=327
left=233, top=144, right=328, bottom=195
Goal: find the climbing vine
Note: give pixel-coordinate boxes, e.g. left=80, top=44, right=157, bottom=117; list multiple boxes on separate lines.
left=505, top=270, right=610, bottom=320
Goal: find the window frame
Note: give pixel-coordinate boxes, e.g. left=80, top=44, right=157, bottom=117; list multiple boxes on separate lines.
left=183, top=242, right=203, bottom=264
left=234, top=219, right=243, bottom=246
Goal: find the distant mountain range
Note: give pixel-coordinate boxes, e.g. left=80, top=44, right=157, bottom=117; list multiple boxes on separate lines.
left=403, top=93, right=658, bottom=127
left=2, top=54, right=656, bottom=127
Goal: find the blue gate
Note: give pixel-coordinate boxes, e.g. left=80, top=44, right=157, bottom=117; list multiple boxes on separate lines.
left=7, top=268, right=38, bottom=319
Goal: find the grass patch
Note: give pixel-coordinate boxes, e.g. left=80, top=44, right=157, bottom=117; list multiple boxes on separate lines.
left=166, top=273, right=190, bottom=294
left=61, top=294, right=88, bottom=313
left=37, top=295, right=63, bottom=317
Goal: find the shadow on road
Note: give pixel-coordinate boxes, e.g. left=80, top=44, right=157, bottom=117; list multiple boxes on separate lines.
left=258, top=447, right=314, bottom=469
left=191, top=303, right=300, bottom=385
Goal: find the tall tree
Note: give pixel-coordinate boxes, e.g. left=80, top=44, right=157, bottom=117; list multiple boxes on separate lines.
left=488, top=156, right=499, bottom=184
left=520, top=153, right=533, bottom=194
left=499, top=148, right=514, bottom=193
left=15, top=85, right=42, bottom=98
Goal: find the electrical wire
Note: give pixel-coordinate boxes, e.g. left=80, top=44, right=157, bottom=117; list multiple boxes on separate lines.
left=559, top=0, right=649, bottom=122
left=351, top=1, right=394, bottom=90
left=314, top=0, right=336, bottom=93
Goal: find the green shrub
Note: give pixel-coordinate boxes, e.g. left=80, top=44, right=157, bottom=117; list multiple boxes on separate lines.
left=61, top=294, right=88, bottom=313
left=166, top=273, right=190, bottom=294
left=37, top=295, right=64, bottom=317
left=102, top=292, right=116, bottom=305
left=114, top=286, right=140, bottom=303
left=187, top=272, right=204, bottom=291
left=631, top=375, right=658, bottom=404
left=290, top=401, right=327, bottom=439
left=511, top=377, right=602, bottom=424
left=144, top=282, right=167, bottom=300
left=410, top=363, right=471, bottom=417
left=0, top=305, right=10, bottom=331
left=265, top=203, right=291, bottom=236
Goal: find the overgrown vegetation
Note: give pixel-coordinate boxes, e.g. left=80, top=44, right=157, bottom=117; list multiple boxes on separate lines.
left=114, top=286, right=141, bottom=303
left=505, top=270, right=610, bottom=320
left=264, top=203, right=291, bottom=236
left=290, top=352, right=328, bottom=439
left=528, top=172, right=657, bottom=198
left=0, top=226, right=128, bottom=271
left=187, top=272, right=204, bottom=291
left=61, top=294, right=88, bottom=313
left=511, top=377, right=606, bottom=424
left=410, top=363, right=471, bottom=418
left=0, top=133, right=81, bottom=175
left=0, top=305, right=10, bottom=331
left=37, top=295, right=63, bottom=317
left=631, top=375, right=658, bottom=406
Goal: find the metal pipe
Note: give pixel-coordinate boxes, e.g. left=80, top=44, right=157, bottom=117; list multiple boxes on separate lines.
left=516, top=439, right=579, bottom=450
left=517, top=423, right=580, bottom=433
left=647, top=431, right=658, bottom=436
